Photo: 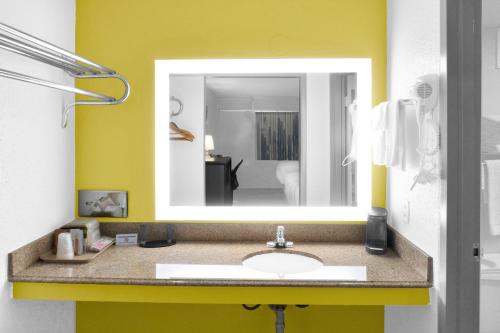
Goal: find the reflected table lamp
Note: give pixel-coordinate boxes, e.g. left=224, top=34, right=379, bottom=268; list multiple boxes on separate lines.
left=205, top=135, right=215, bottom=160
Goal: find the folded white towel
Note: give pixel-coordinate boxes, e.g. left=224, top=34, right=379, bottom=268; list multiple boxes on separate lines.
left=372, top=101, right=404, bottom=167
left=342, top=99, right=359, bottom=166
left=386, top=101, right=403, bottom=166
left=372, top=102, right=389, bottom=165
left=485, top=160, right=500, bottom=235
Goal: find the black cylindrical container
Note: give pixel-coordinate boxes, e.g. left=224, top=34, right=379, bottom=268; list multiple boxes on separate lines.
left=366, top=207, right=388, bottom=255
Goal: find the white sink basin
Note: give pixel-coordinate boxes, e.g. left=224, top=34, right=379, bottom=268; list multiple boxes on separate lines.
left=156, top=250, right=367, bottom=281
left=242, top=252, right=323, bottom=274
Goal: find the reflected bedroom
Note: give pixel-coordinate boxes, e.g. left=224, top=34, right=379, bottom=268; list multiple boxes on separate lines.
left=168, top=73, right=358, bottom=207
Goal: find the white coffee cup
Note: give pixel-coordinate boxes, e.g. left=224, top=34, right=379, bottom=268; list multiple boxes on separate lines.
left=56, top=232, right=74, bottom=259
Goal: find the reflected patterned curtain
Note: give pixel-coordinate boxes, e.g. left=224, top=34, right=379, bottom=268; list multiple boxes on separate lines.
left=256, top=112, right=299, bottom=160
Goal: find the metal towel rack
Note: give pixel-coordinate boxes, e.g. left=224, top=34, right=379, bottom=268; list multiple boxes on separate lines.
left=0, top=22, right=130, bottom=128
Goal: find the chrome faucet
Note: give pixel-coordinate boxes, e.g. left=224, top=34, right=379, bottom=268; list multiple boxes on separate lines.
left=267, top=226, right=293, bottom=248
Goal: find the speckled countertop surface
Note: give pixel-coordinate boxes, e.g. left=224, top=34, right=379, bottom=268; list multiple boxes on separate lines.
left=10, top=241, right=431, bottom=288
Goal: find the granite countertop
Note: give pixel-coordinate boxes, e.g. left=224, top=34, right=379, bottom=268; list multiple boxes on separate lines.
left=9, top=238, right=432, bottom=288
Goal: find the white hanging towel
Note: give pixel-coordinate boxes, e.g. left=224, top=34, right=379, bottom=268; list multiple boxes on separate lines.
left=372, top=101, right=404, bottom=167
left=342, top=99, right=358, bottom=166
left=385, top=101, right=403, bottom=167
left=372, top=102, right=389, bottom=165
left=485, top=160, right=500, bottom=235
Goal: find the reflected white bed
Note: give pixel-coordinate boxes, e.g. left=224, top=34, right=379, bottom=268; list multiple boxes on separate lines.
left=276, top=161, right=299, bottom=205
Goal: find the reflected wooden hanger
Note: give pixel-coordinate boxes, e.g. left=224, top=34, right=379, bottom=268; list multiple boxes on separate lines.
left=170, top=121, right=195, bottom=142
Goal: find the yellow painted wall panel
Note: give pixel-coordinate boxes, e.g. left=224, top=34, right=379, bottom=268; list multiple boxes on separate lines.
left=77, top=302, right=384, bottom=333
left=74, top=0, right=388, bottom=331
left=13, top=283, right=429, bottom=306
left=75, top=0, right=387, bottom=221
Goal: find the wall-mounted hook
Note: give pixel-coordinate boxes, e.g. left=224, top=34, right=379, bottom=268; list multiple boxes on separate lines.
left=170, top=96, right=183, bottom=117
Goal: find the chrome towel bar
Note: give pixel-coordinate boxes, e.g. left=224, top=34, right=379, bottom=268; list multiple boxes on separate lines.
left=0, top=21, right=130, bottom=128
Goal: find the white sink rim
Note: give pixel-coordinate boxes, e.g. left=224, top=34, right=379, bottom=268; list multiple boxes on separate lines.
left=242, top=250, right=324, bottom=275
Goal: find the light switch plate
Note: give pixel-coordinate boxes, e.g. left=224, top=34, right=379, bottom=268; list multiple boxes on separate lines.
left=78, top=190, right=128, bottom=218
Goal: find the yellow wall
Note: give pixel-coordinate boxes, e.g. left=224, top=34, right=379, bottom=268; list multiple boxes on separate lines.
left=75, top=1, right=387, bottom=331
left=77, top=302, right=384, bottom=333
left=75, top=0, right=387, bottom=222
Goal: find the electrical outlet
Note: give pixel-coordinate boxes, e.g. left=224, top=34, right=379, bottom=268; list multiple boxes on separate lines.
left=402, top=200, right=410, bottom=224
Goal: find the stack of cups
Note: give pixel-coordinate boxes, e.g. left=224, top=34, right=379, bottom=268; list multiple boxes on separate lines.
left=56, top=233, right=74, bottom=259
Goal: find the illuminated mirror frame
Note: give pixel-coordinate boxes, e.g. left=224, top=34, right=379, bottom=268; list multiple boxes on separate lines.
left=155, top=59, right=372, bottom=222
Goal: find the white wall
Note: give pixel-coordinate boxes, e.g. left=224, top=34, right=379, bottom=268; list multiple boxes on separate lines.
left=0, top=1, right=76, bottom=332
left=306, top=74, right=331, bottom=206
left=205, top=88, right=219, bottom=138
left=386, top=1, right=441, bottom=332
left=481, top=28, right=500, bottom=254
left=481, top=9, right=500, bottom=332
left=170, top=75, right=205, bottom=205
left=483, top=28, right=500, bottom=119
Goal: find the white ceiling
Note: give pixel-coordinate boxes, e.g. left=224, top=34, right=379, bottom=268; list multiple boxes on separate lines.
left=483, top=0, right=500, bottom=27
left=206, top=77, right=300, bottom=97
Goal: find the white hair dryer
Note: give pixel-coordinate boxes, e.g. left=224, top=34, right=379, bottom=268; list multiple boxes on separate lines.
left=410, top=74, right=440, bottom=190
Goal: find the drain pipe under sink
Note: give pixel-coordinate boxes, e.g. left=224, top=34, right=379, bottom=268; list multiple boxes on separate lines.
left=242, top=304, right=309, bottom=333
left=269, top=305, right=287, bottom=333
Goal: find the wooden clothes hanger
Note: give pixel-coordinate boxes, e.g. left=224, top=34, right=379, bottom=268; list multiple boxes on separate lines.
left=170, top=121, right=195, bottom=142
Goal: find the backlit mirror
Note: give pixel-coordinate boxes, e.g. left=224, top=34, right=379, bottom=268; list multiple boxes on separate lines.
left=156, top=59, right=372, bottom=221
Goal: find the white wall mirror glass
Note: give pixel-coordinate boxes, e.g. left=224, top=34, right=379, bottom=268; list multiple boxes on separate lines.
left=156, top=59, right=372, bottom=221
left=497, top=28, right=500, bottom=68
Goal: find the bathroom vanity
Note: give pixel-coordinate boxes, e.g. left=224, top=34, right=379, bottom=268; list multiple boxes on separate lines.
left=8, top=223, right=432, bottom=306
